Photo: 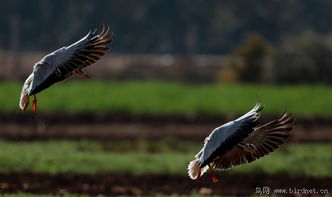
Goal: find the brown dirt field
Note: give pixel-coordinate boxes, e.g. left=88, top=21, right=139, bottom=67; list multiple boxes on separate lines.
left=0, top=113, right=332, bottom=142
left=0, top=113, right=331, bottom=196
left=0, top=173, right=331, bottom=196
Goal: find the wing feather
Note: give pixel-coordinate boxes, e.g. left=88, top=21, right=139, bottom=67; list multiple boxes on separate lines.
left=212, top=112, right=295, bottom=170
left=197, top=103, right=263, bottom=167
left=26, top=26, right=112, bottom=95
left=43, top=26, right=112, bottom=78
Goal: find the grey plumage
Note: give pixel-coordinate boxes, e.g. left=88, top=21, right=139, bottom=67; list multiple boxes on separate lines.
left=19, top=26, right=112, bottom=111
left=197, top=103, right=262, bottom=167
left=188, top=103, right=294, bottom=182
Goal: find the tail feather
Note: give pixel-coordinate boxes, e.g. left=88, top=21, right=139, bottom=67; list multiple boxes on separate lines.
left=19, top=73, right=34, bottom=111
left=19, top=93, right=29, bottom=111
left=187, top=159, right=208, bottom=179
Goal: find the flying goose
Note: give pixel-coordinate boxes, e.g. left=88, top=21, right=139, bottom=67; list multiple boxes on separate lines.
left=19, top=26, right=112, bottom=111
left=188, top=103, right=294, bottom=183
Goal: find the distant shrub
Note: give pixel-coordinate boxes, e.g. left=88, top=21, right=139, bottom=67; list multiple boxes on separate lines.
left=233, top=33, right=274, bottom=83
left=215, top=66, right=238, bottom=84
left=274, top=31, right=332, bottom=84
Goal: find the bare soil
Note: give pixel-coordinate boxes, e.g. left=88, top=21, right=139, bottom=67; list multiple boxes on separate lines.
left=0, top=113, right=331, bottom=142
left=0, top=113, right=331, bottom=196
left=0, top=173, right=331, bottom=196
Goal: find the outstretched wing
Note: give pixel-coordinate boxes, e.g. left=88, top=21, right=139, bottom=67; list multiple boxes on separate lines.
left=212, top=112, right=294, bottom=170
left=197, top=103, right=263, bottom=167
left=44, top=25, right=112, bottom=78
left=28, top=26, right=112, bottom=95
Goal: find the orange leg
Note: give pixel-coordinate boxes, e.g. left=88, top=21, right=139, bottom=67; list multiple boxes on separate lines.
left=239, top=143, right=257, bottom=153
left=244, top=147, right=257, bottom=153
left=195, top=168, right=202, bottom=182
left=32, top=95, right=37, bottom=111
left=208, top=164, right=219, bottom=183
left=74, top=71, right=90, bottom=78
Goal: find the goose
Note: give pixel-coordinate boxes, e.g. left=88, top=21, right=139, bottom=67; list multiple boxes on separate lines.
left=19, top=26, right=112, bottom=111
left=188, top=103, right=294, bottom=183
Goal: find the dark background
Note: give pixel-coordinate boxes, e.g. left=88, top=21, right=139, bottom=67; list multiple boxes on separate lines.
left=0, top=0, right=331, bottom=53
left=1, top=0, right=332, bottom=84
left=0, top=2, right=331, bottom=196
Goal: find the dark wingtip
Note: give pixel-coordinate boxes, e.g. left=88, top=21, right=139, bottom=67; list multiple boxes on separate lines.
left=254, top=102, right=264, bottom=113
left=91, top=27, right=98, bottom=34
left=279, top=111, right=295, bottom=124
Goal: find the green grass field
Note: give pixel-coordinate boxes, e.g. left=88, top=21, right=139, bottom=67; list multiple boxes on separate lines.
left=0, top=139, right=330, bottom=177
left=1, top=80, right=332, bottom=117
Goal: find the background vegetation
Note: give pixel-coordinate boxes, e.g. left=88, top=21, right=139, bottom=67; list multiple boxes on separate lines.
left=1, top=0, right=332, bottom=54
left=0, top=140, right=330, bottom=177
left=1, top=81, right=331, bottom=117
left=0, top=1, right=331, bottom=196
left=2, top=1, right=332, bottom=84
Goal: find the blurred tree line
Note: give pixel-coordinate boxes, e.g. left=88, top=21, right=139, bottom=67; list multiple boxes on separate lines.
left=1, top=0, right=332, bottom=84
left=230, top=31, right=332, bottom=84
left=1, top=0, right=332, bottom=54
